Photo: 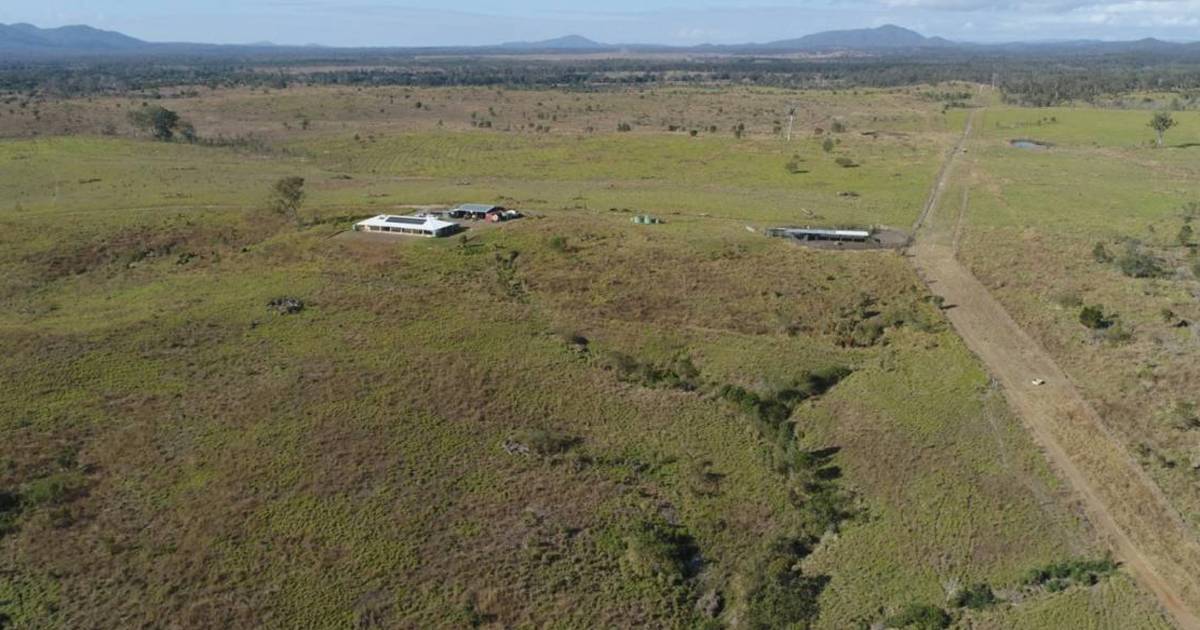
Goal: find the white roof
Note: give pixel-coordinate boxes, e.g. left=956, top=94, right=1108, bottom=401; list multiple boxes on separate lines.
left=787, top=228, right=871, bottom=238
left=355, top=214, right=458, bottom=232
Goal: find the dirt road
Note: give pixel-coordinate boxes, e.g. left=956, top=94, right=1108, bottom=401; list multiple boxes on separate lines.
left=910, top=110, right=1200, bottom=629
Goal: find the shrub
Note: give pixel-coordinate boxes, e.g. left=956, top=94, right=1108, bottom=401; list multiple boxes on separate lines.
left=547, top=235, right=569, bottom=252
left=600, top=351, right=700, bottom=391
left=1179, top=224, right=1194, bottom=246
left=1092, top=242, right=1113, bottom=263
left=0, top=490, right=20, bottom=536
left=821, top=137, right=834, bottom=153
left=1117, top=244, right=1166, bottom=278
left=831, top=120, right=847, bottom=133
left=949, top=583, right=996, bottom=610
left=1079, top=305, right=1111, bottom=330
left=743, top=538, right=827, bottom=630
left=1192, top=258, right=1200, bottom=279
left=508, top=428, right=579, bottom=456
left=1023, top=557, right=1118, bottom=588
left=834, top=157, right=858, bottom=168
left=1102, top=321, right=1132, bottom=343
left=621, top=518, right=697, bottom=583
left=21, top=472, right=85, bottom=507
left=885, top=603, right=951, bottom=629
left=1166, top=401, right=1200, bottom=431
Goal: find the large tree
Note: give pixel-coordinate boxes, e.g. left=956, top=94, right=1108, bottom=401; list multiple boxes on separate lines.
left=128, top=105, right=183, bottom=141
left=1149, top=111, right=1177, bottom=148
left=269, top=177, right=306, bottom=226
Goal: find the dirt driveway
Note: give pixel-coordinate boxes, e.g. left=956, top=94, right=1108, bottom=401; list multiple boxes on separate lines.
left=911, top=110, right=1200, bottom=629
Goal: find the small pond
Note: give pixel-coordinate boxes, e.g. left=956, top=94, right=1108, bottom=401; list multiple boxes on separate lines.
left=1010, top=139, right=1051, bottom=150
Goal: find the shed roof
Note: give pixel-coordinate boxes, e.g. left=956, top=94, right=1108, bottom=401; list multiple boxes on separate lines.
left=456, top=204, right=501, bottom=213
left=784, top=228, right=871, bottom=239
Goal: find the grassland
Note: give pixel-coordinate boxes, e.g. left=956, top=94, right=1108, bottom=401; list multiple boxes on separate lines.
left=957, top=106, right=1200, bottom=540
left=0, top=85, right=1175, bottom=627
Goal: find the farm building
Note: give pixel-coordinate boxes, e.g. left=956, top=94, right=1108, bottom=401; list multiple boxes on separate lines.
left=449, top=204, right=504, bottom=220
left=354, top=214, right=461, bottom=237
left=767, top=227, right=871, bottom=242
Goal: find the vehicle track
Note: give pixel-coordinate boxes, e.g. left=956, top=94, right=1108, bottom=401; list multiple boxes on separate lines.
left=910, top=109, right=1200, bottom=629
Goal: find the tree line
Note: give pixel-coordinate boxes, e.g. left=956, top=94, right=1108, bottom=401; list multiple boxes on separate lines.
left=2, top=52, right=1200, bottom=107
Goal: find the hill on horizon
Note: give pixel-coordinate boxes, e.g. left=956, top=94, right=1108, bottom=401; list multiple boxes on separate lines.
left=0, top=22, right=144, bottom=52
left=1, top=21, right=1197, bottom=57
left=498, top=34, right=609, bottom=51
left=761, top=24, right=954, bottom=49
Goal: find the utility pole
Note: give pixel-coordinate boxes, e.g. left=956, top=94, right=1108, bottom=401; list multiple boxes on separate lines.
left=785, top=106, right=796, bottom=142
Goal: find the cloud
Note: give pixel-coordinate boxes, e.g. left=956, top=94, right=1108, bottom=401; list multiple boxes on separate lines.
left=879, top=0, right=1195, bottom=13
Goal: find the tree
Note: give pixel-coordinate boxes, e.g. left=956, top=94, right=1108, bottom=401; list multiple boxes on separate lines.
left=1149, top=111, right=1176, bottom=148
left=821, top=137, right=835, bottom=153
left=269, top=177, right=305, bottom=226
left=1180, top=224, right=1194, bottom=246
left=128, top=105, right=182, bottom=141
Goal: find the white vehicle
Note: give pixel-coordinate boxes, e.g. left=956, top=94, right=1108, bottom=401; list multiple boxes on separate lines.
left=1031, top=379, right=1046, bottom=386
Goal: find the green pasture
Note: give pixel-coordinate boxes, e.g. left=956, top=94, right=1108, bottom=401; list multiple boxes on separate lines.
left=0, top=88, right=1175, bottom=628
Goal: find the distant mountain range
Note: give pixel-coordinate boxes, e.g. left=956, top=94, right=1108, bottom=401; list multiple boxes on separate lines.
left=1, top=22, right=1197, bottom=59
left=759, top=24, right=954, bottom=50
left=0, top=22, right=145, bottom=52
left=498, top=35, right=608, bottom=51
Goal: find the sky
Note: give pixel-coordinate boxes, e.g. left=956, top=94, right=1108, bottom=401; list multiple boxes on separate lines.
left=2, top=0, right=1199, bottom=46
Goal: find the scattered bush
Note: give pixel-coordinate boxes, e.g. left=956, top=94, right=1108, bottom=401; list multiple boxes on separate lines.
left=885, top=603, right=952, bottom=629
left=547, top=235, right=570, bottom=253
left=1116, top=243, right=1166, bottom=278
left=621, top=518, right=698, bottom=583
left=267, top=297, right=305, bottom=315
left=1079, top=305, right=1111, bottom=330
left=1165, top=401, right=1200, bottom=431
left=557, top=330, right=589, bottom=353
left=1023, top=556, right=1118, bottom=589
left=743, top=538, right=828, bottom=630
left=1102, top=320, right=1133, bottom=343
left=687, top=459, right=724, bottom=497
left=21, top=472, right=86, bottom=508
left=600, top=351, right=701, bottom=391
left=494, top=250, right=526, bottom=300
left=504, top=428, right=580, bottom=457
left=949, top=583, right=996, bottom=610
left=0, top=490, right=20, bottom=536
left=718, top=366, right=855, bottom=543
